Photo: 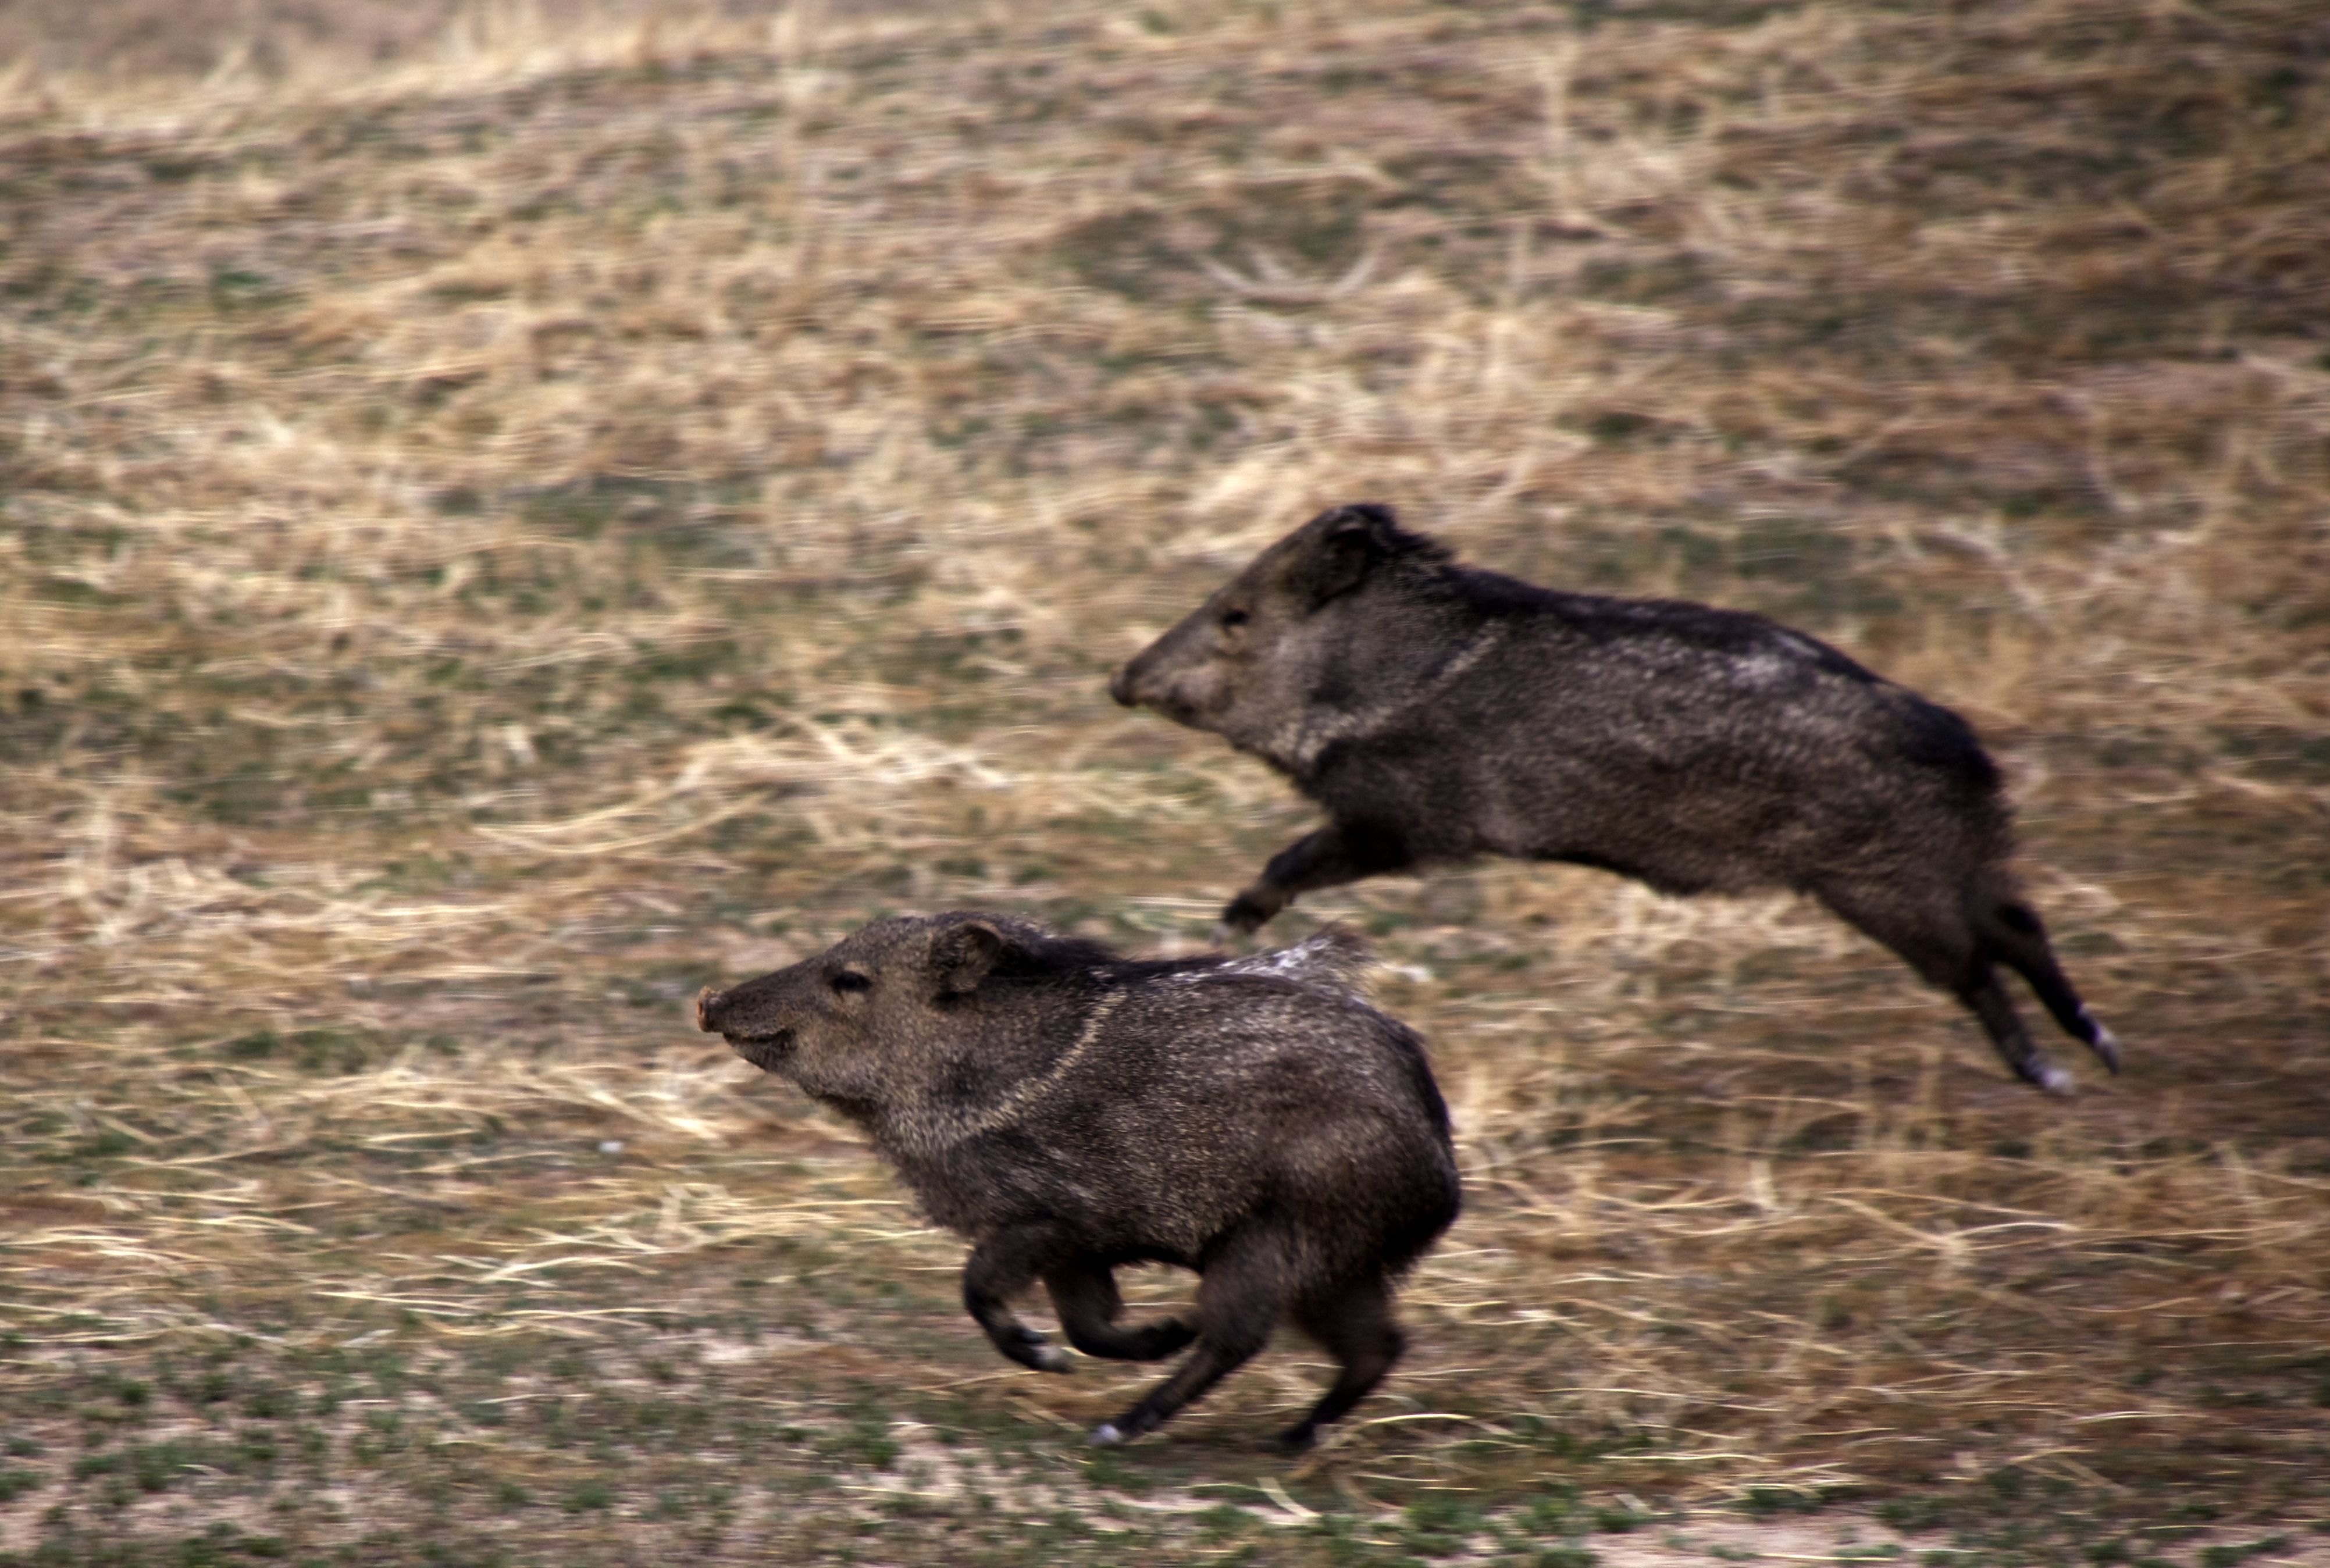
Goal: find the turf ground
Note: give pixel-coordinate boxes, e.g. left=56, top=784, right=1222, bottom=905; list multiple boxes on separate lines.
left=2, top=1, right=2326, bottom=1563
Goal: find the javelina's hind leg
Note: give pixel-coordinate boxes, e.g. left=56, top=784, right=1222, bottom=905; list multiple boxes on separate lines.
left=1814, top=879, right=2074, bottom=1095
left=963, top=1231, right=1071, bottom=1373
left=1221, top=821, right=1414, bottom=936
left=1045, top=1261, right=1196, bottom=1363
left=1979, top=899, right=2122, bottom=1072
left=1958, top=971, right=2074, bottom=1095
left=1277, top=1275, right=1405, bottom=1452
left=1088, top=1231, right=1287, bottom=1446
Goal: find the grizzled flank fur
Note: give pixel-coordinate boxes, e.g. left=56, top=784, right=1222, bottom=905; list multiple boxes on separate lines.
left=695, top=915, right=1460, bottom=1449
left=1110, top=503, right=2121, bottom=1095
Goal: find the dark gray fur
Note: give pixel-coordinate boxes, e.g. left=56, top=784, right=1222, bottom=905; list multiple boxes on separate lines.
left=694, top=916, right=1460, bottom=1449
left=1110, top=503, right=2121, bottom=1095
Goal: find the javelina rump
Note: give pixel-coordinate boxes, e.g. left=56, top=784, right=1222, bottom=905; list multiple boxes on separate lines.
left=1110, top=503, right=2121, bottom=1095
left=694, top=916, right=1459, bottom=1448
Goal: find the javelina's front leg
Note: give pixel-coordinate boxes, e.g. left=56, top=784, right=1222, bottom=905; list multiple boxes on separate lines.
left=1220, top=821, right=1414, bottom=936
left=963, top=1232, right=1071, bottom=1373
left=1045, top=1261, right=1195, bottom=1362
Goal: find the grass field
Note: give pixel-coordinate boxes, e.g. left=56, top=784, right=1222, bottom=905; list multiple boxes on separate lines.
left=2, top=1, right=2327, bottom=1563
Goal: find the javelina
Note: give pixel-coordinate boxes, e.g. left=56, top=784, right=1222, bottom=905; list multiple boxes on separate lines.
left=694, top=915, right=1460, bottom=1448
left=1109, top=503, right=2121, bottom=1095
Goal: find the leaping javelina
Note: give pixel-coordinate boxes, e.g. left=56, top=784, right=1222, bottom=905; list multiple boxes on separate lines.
left=694, top=916, right=1459, bottom=1449
left=1110, top=503, right=2121, bottom=1095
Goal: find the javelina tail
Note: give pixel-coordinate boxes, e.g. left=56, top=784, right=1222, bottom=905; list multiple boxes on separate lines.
left=1978, top=897, right=2121, bottom=1072
left=1376, top=1018, right=1462, bottom=1277
left=1384, top=1020, right=1452, bottom=1145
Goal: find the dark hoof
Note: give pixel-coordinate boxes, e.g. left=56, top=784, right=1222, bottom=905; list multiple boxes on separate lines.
left=1092, top=1407, right=1159, bottom=1447
left=1217, top=895, right=1272, bottom=937
left=1274, top=1423, right=1318, bottom=1454
left=1007, top=1327, right=1071, bottom=1373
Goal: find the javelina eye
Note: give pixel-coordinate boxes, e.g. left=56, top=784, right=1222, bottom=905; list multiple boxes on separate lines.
left=1220, top=608, right=1249, bottom=629
left=831, top=971, right=871, bottom=994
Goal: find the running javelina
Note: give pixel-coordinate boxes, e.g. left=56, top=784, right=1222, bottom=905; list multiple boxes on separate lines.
left=694, top=916, right=1460, bottom=1449
left=1109, top=503, right=2120, bottom=1095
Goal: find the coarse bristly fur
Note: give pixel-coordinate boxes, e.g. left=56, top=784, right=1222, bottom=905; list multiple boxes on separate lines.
left=694, top=914, right=1459, bottom=1450
left=1110, top=503, right=2122, bottom=1096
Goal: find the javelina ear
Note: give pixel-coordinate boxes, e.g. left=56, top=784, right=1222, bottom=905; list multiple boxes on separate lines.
left=930, top=920, right=1009, bottom=996
left=1292, top=503, right=1400, bottom=608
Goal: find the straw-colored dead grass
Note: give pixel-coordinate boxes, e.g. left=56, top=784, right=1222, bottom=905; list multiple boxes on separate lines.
left=3, top=1, right=2327, bottom=1562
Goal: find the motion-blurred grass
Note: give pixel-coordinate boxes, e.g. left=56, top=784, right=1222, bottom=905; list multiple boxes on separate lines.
left=2, top=1, right=2326, bottom=1563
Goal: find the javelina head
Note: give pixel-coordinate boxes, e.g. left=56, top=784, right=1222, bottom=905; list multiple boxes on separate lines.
left=1109, top=503, right=1445, bottom=749
left=694, top=913, right=1050, bottom=1116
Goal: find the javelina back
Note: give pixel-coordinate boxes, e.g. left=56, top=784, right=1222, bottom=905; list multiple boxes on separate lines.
left=694, top=916, right=1460, bottom=1448
left=1110, top=503, right=2121, bottom=1095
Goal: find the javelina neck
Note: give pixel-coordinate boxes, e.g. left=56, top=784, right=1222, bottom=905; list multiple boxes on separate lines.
left=1277, top=621, right=1506, bottom=775
left=871, top=983, right=1129, bottom=1166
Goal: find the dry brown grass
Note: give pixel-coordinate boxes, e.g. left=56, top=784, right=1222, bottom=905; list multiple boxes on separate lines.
left=3, top=1, right=2327, bottom=1563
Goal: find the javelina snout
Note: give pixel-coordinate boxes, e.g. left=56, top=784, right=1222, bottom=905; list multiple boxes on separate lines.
left=1108, top=625, right=1222, bottom=722
left=697, top=914, right=1459, bottom=1449
left=1106, top=658, right=1140, bottom=708
left=693, top=979, right=800, bottom=1071
left=1116, top=502, right=2122, bottom=1095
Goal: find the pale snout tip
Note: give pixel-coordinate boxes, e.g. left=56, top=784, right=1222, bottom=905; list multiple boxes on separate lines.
left=693, top=985, right=722, bottom=1033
